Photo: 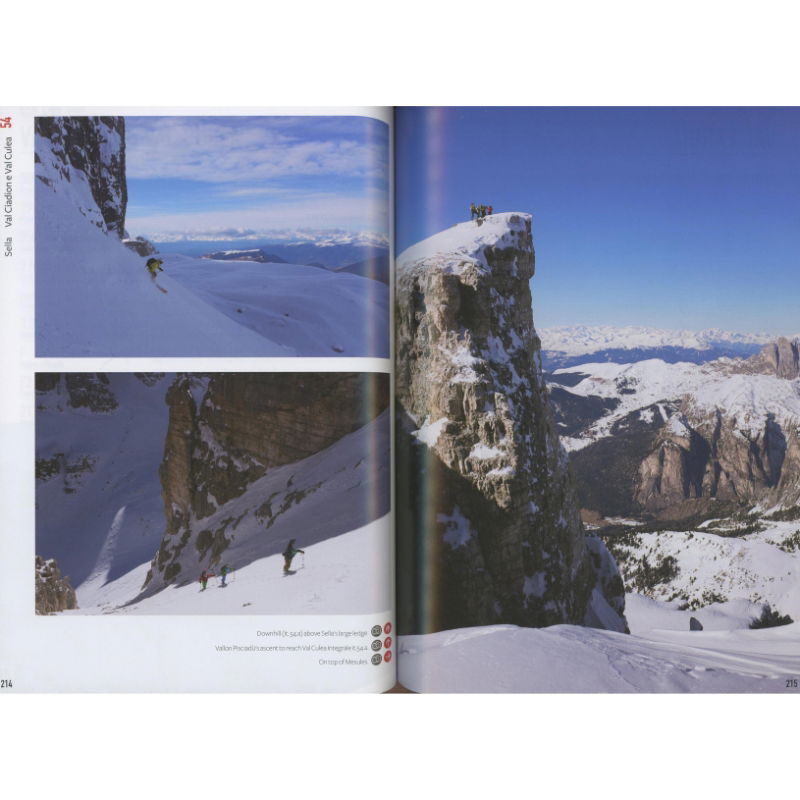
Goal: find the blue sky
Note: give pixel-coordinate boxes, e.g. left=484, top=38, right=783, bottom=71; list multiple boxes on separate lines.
left=395, top=107, right=800, bottom=335
left=125, top=116, right=389, bottom=244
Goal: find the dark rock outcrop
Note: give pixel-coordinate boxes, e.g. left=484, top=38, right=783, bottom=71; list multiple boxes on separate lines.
left=395, top=214, right=627, bottom=634
left=35, top=556, right=78, bottom=614
left=36, top=373, right=119, bottom=412
left=35, top=116, right=127, bottom=238
left=123, top=235, right=159, bottom=257
left=744, top=337, right=800, bottom=379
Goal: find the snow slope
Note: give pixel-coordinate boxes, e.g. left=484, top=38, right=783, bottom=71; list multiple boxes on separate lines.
left=609, top=520, right=800, bottom=619
left=35, top=135, right=389, bottom=357
left=36, top=374, right=172, bottom=587
left=72, top=517, right=391, bottom=615
left=164, top=255, right=389, bottom=358
left=399, top=519, right=800, bottom=692
left=60, top=405, right=391, bottom=613
left=36, top=188, right=290, bottom=357
left=398, top=622, right=800, bottom=692
left=141, top=408, right=391, bottom=598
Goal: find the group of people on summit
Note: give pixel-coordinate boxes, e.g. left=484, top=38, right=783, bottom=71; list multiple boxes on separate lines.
left=197, top=538, right=306, bottom=591
left=470, top=203, right=493, bottom=220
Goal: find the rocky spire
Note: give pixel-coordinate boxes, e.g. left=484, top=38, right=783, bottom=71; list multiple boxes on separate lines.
left=395, top=213, right=627, bottom=634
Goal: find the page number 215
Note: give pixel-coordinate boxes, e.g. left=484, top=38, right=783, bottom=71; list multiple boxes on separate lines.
left=787, top=679, right=798, bottom=688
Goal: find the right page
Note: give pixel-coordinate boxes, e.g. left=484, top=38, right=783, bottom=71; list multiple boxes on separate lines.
left=394, top=106, right=800, bottom=692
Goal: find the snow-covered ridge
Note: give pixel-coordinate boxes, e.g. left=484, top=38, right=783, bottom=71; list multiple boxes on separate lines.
left=397, top=212, right=532, bottom=275
left=540, top=325, right=780, bottom=357
left=555, top=358, right=800, bottom=447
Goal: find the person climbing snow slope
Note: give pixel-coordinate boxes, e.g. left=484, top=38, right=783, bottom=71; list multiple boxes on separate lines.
left=199, top=569, right=215, bottom=591
left=282, top=539, right=305, bottom=574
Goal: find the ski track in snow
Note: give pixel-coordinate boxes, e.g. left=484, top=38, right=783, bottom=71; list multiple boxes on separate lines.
left=71, top=516, right=391, bottom=616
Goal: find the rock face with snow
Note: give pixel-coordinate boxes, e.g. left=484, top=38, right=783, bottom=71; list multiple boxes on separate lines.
left=145, top=373, right=390, bottom=592
left=395, top=214, right=627, bottom=634
left=35, top=556, right=78, bottom=614
left=743, top=337, right=800, bottom=380
left=551, top=345, right=800, bottom=519
left=634, top=405, right=800, bottom=515
left=35, top=116, right=127, bottom=238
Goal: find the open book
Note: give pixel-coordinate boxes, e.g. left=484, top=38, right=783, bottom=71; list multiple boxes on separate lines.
left=2, top=107, right=799, bottom=692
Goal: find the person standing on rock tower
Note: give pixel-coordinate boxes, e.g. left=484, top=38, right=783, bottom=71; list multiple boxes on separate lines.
left=282, top=539, right=305, bottom=574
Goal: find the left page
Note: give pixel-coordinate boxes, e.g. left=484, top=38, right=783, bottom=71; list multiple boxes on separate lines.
left=0, top=107, right=395, bottom=692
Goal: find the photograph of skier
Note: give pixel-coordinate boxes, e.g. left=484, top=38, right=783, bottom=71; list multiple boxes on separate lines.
left=34, top=114, right=390, bottom=358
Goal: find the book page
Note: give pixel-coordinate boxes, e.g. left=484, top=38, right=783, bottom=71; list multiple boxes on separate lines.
left=0, top=107, right=395, bottom=692
left=394, top=106, right=800, bottom=692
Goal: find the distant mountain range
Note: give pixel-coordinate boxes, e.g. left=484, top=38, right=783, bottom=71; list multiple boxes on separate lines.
left=200, top=246, right=390, bottom=283
left=539, top=325, right=790, bottom=370
left=156, top=239, right=390, bottom=271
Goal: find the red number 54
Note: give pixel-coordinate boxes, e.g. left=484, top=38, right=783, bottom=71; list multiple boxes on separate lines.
left=0, top=117, right=11, bottom=128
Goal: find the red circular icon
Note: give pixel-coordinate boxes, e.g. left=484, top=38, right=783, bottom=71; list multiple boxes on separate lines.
left=384, top=636, right=393, bottom=649
left=384, top=650, right=392, bottom=663
left=384, top=622, right=392, bottom=635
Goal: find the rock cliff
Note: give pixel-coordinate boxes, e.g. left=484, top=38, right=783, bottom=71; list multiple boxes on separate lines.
left=396, top=214, right=627, bottom=634
left=634, top=409, right=800, bottom=514
left=35, top=116, right=127, bottom=238
left=35, top=556, right=78, bottom=614
left=144, top=373, right=390, bottom=592
left=551, top=346, right=800, bottom=520
left=741, top=336, right=800, bottom=380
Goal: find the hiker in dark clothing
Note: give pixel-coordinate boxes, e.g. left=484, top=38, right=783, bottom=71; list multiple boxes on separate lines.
left=282, top=539, right=305, bottom=574
left=219, top=565, right=231, bottom=587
